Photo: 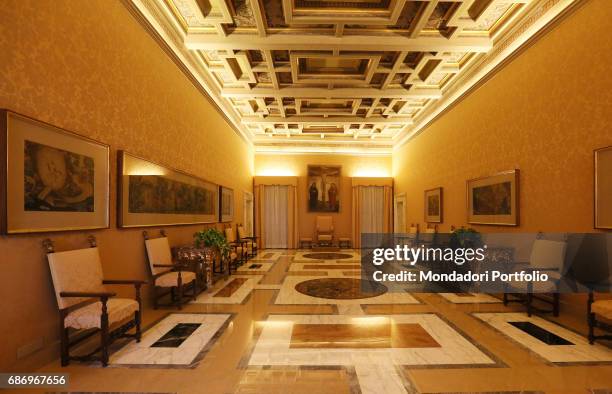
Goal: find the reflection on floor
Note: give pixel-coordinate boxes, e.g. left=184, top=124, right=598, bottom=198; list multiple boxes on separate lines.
left=34, top=249, right=612, bottom=394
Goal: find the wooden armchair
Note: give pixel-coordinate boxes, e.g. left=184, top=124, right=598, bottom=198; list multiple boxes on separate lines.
left=225, top=226, right=246, bottom=270
left=503, top=238, right=567, bottom=317
left=44, top=236, right=144, bottom=367
left=143, top=231, right=197, bottom=310
left=588, top=292, right=612, bottom=344
left=316, top=216, right=334, bottom=246
left=238, top=225, right=258, bottom=258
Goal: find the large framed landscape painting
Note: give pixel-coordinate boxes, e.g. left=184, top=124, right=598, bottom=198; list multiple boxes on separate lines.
left=307, top=165, right=341, bottom=212
left=118, top=151, right=217, bottom=227
left=467, top=170, right=519, bottom=226
left=1, top=110, right=109, bottom=234
left=219, top=186, right=234, bottom=223
left=424, top=187, right=443, bottom=223
left=595, top=146, right=612, bottom=229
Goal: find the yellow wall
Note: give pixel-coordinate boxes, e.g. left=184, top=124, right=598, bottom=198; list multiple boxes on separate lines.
left=393, top=0, right=612, bottom=234
left=255, top=154, right=392, bottom=240
left=0, top=0, right=253, bottom=371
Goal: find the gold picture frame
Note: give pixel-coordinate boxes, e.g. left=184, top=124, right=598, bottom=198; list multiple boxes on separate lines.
left=595, top=146, right=612, bottom=229
left=219, top=186, right=234, bottom=223
left=424, top=187, right=443, bottom=223
left=117, top=151, right=218, bottom=228
left=1, top=110, right=110, bottom=234
left=467, top=170, right=519, bottom=226
left=307, top=165, right=341, bottom=213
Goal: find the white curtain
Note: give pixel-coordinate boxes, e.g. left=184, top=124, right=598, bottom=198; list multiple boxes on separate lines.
left=360, top=186, right=384, bottom=234
left=263, top=185, right=288, bottom=248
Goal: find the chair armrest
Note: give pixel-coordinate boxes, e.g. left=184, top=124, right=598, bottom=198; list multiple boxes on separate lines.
left=103, top=279, right=147, bottom=285
left=153, top=263, right=176, bottom=268
left=243, top=236, right=258, bottom=240
left=60, top=291, right=116, bottom=298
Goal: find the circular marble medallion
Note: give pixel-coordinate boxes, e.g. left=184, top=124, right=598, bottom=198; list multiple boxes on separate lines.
left=294, top=278, right=387, bottom=300
left=302, top=252, right=354, bottom=260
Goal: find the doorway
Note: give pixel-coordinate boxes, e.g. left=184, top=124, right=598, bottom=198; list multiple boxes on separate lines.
left=263, top=185, right=288, bottom=248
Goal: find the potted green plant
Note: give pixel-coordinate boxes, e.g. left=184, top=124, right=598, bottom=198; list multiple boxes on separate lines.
left=194, top=228, right=231, bottom=260
left=450, top=227, right=482, bottom=249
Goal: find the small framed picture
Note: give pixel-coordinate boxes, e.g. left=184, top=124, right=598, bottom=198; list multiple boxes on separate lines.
left=219, top=186, right=234, bottom=223
left=1, top=110, right=109, bottom=234
left=467, top=170, right=519, bottom=226
left=424, top=187, right=443, bottom=223
left=595, top=146, right=612, bottom=229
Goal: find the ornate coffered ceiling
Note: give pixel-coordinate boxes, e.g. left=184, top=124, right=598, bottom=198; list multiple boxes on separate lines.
left=127, top=0, right=579, bottom=154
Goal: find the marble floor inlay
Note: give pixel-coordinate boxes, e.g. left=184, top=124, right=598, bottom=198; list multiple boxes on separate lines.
left=150, top=323, right=202, bottom=348
left=474, top=313, right=612, bottom=363
left=438, top=293, right=502, bottom=304
left=294, top=278, right=388, bottom=300
left=508, top=321, right=573, bottom=345
left=290, top=322, right=441, bottom=349
left=302, top=252, right=355, bottom=260
left=248, top=314, right=495, bottom=367
left=110, top=313, right=231, bottom=367
left=214, top=278, right=249, bottom=297
left=192, top=275, right=262, bottom=304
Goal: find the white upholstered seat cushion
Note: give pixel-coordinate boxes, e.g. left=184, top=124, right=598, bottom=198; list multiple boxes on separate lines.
left=65, top=298, right=138, bottom=330
left=592, top=300, right=612, bottom=319
left=154, top=271, right=196, bottom=287
left=230, top=252, right=238, bottom=260
left=318, top=234, right=333, bottom=241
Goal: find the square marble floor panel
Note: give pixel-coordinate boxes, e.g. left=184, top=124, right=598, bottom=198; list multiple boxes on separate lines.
left=192, top=275, right=263, bottom=304
left=110, top=313, right=231, bottom=367
left=237, top=261, right=275, bottom=273
left=474, top=312, right=612, bottom=363
left=438, top=293, right=502, bottom=304
left=252, top=251, right=282, bottom=261
left=248, top=314, right=495, bottom=367
left=274, top=275, right=420, bottom=305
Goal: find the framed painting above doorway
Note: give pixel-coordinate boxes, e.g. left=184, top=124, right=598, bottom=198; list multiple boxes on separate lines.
left=424, top=187, right=443, bottom=223
left=595, top=146, right=612, bottom=229
left=0, top=110, right=109, bottom=234
left=117, top=151, right=218, bottom=227
left=467, top=169, right=519, bottom=226
left=219, top=186, right=234, bottom=223
left=307, top=165, right=341, bottom=212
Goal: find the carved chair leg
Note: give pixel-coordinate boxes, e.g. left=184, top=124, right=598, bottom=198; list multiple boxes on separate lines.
left=553, top=293, right=560, bottom=317
left=135, top=310, right=142, bottom=342
left=192, top=279, right=197, bottom=301
left=503, top=292, right=508, bottom=306
left=60, top=313, right=69, bottom=367
left=527, top=293, right=533, bottom=317
left=100, top=297, right=110, bottom=367
left=588, top=291, right=595, bottom=344
left=153, top=286, right=158, bottom=310
left=177, top=278, right=183, bottom=310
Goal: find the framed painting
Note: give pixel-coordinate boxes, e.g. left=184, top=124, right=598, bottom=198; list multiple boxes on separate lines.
left=467, top=170, right=519, bottom=226
left=219, top=186, right=234, bottom=223
left=595, top=146, right=612, bottom=229
left=0, top=110, right=109, bottom=234
left=424, top=187, right=443, bottom=223
left=117, top=151, right=217, bottom=227
left=307, top=165, right=341, bottom=212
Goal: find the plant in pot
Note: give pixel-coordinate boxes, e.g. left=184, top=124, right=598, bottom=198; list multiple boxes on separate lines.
left=194, top=228, right=231, bottom=260
left=449, top=227, right=482, bottom=249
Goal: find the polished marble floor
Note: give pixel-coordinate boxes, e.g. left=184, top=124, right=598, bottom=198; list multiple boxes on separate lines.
left=25, top=249, right=612, bottom=394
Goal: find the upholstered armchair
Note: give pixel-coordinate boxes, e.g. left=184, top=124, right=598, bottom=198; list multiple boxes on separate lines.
left=44, top=236, right=144, bottom=367
left=588, top=293, right=612, bottom=344
left=316, top=216, right=334, bottom=246
left=238, top=225, right=258, bottom=258
left=504, top=238, right=567, bottom=316
left=225, top=226, right=247, bottom=269
left=144, top=231, right=197, bottom=309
